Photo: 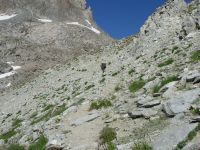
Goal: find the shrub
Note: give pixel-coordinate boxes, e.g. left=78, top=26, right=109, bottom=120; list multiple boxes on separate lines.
left=7, top=144, right=25, bottom=150
left=99, top=127, right=117, bottom=144
left=158, top=58, right=174, bottom=67
left=90, top=100, right=112, bottom=110
left=129, top=79, right=146, bottom=93
left=191, top=50, right=200, bottom=62
left=28, top=135, right=48, bottom=150
left=132, top=142, right=153, bottom=150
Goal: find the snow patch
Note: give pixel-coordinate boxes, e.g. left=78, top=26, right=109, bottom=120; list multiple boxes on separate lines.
left=0, top=71, right=16, bottom=79
left=0, top=64, right=21, bottom=79
left=6, top=83, right=11, bottom=87
left=67, top=22, right=101, bottom=34
left=85, top=19, right=91, bottom=25
left=7, top=62, right=14, bottom=65
left=12, top=66, right=21, bottom=70
left=0, top=14, right=17, bottom=21
left=38, top=18, right=52, bottom=23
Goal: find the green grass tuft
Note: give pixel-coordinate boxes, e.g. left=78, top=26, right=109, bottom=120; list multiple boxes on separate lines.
left=153, top=75, right=178, bottom=93
left=158, top=58, right=174, bottom=67
left=28, top=135, right=48, bottom=150
left=107, top=142, right=117, bottom=150
left=99, top=127, right=117, bottom=144
left=0, top=129, right=17, bottom=143
left=90, top=100, right=112, bottom=110
left=31, top=104, right=66, bottom=125
left=129, top=79, right=146, bottom=93
left=132, top=142, right=153, bottom=150
left=191, top=50, right=200, bottom=62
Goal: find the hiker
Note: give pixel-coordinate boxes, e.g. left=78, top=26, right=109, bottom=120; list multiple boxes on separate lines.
left=101, top=63, right=106, bottom=73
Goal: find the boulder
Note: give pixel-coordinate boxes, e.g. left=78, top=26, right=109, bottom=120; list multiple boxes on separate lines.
left=162, top=88, right=200, bottom=117
left=128, top=109, right=158, bottom=119
left=186, top=70, right=200, bottom=82
left=141, top=100, right=161, bottom=108
left=153, top=119, right=198, bottom=150
left=128, top=111, right=143, bottom=119
left=137, top=95, right=154, bottom=106
left=162, top=103, right=176, bottom=117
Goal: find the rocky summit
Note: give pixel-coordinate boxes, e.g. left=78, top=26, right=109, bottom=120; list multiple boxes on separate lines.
left=0, top=0, right=200, bottom=150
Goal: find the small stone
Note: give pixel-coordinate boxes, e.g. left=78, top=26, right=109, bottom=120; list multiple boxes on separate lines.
left=153, top=93, right=162, bottom=97
left=190, top=117, right=200, bottom=123
left=128, top=111, right=143, bottom=119
left=186, top=71, right=200, bottom=82
left=46, top=140, right=63, bottom=150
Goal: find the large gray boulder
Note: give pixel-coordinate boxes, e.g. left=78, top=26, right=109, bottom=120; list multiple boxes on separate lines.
left=162, top=88, right=200, bottom=117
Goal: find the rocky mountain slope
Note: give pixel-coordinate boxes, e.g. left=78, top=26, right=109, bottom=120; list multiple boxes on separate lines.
left=0, top=0, right=200, bottom=150
left=0, top=0, right=112, bottom=91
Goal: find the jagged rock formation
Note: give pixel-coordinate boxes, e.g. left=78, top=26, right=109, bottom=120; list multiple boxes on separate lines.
left=0, top=0, right=112, bottom=90
left=0, top=0, right=200, bottom=150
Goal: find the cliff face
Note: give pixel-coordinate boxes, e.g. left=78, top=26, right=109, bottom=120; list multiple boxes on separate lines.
left=0, top=0, right=113, bottom=89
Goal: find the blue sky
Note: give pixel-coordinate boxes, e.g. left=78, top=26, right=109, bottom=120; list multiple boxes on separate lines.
left=86, top=0, right=165, bottom=39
